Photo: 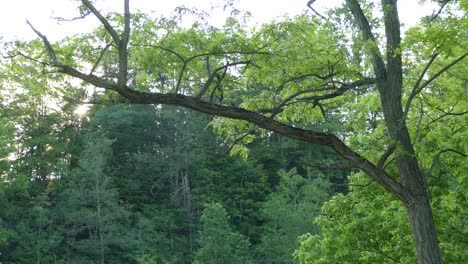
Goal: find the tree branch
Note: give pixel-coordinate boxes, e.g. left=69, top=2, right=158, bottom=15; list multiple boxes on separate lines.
left=404, top=51, right=468, bottom=117
left=30, top=3, right=414, bottom=205
left=307, top=0, right=327, bottom=20
left=382, top=0, right=402, bottom=76
left=302, top=161, right=356, bottom=170
left=89, top=42, right=112, bottom=75
left=26, top=21, right=58, bottom=64
left=81, top=0, right=120, bottom=45
left=113, top=88, right=413, bottom=203
left=346, top=0, right=386, bottom=81
left=198, top=60, right=252, bottom=99
left=431, top=0, right=451, bottom=22
left=118, top=0, right=131, bottom=88
left=51, top=10, right=92, bottom=22
left=417, top=51, right=468, bottom=91
left=404, top=50, right=439, bottom=118
left=377, top=143, right=396, bottom=169
left=427, top=148, right=467, bottom=178
left=270, top=78, right=375, bottom=118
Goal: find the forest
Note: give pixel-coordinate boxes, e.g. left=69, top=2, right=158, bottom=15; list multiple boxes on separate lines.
left=0, top=0, right=466, bottom=263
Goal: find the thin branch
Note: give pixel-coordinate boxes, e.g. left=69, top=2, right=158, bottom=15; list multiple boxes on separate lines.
left=270, top=78, right=375, bottom=118
left=348, top=181, right=374, bottom=188
left=156, top=46, right=185, bottom=62
left=209, top=64, right=229, bottom=102
left=302, top=161, right=356, bottom=170
left=26, top=21, right=58, bottom=63
left=197, top=60, right=252, bottom=98
left=11, top=52, right=49, bottom=66
left=278, top=72, right=336, bottom=90
left=418, top=51, right=468, bottom=92
left=414, top=96, right=468, bottom=141
left=307, top=0, right=327, bottom=20
left=404, top=51, right=439, bottom=117
left=51, top=10, right=92, bottom=22
left=377, top=143, right=396, bottom=169
left=404, top=51, right=467, bottom=117
left=221, top=132, right=252, bottom=156
left=431, top=0, right=451, bottom=22
left=175, top=61, right=188, bottom=94
left=427, top=148, right=467, bottom=178
left=89, top=43, right=112, bottom=75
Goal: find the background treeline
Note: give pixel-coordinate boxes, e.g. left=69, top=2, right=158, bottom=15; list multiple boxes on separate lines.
left=0, top=98, right=349, bottom=263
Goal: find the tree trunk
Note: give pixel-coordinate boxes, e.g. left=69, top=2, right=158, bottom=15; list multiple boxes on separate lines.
left=407, top=191, right=442, bottom=263
left=380, top=69, right=443, bottom=264
left=346, top=0, right=444, bottom=262
left=390, top=125, right=442, bottom=263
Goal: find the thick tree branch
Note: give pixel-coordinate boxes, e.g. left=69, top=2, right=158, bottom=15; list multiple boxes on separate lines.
left=346, top=0, right=387, bottom=80
left=27, top=22, right=118, bottom=89
left=382, top=0, right=402, bottom=75
left=118, top=0, right=131, bottom=88
left=30, top=2, right=414, bottom=205
left=113, top=88, right=412, bottom=203
left=81, top=0, right=120, bottom=45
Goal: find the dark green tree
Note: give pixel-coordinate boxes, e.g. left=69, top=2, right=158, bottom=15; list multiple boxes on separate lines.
left=55, top=134, right=132, bottom=264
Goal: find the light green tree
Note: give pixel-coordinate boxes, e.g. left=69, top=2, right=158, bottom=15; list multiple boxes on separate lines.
left=194, top=203, right=254, bottom=264
left=258, top=168, right=330, bottom=263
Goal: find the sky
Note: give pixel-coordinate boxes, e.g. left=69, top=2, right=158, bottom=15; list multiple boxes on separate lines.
left=0, top=0, right=440, bottom=41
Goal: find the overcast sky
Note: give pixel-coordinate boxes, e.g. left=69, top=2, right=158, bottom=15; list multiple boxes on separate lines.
left=1, top=0, right=438, bottom=41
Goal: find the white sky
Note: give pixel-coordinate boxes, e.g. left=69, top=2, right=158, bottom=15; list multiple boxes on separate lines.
left=0, top=0, right=439, bottom=41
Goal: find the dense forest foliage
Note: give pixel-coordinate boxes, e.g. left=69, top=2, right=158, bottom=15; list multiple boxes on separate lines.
left=0, top=0, right=467, bottom=263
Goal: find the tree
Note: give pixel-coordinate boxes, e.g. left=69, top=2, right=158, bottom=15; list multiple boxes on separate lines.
left=258, top=168, right=330, bottom=263
left=194, top=203, right=253, bottom=264
left=295, top=173, right=416, bottom=263
left=24, top=0, right=466, bottom=263
left=55, top=134, right=132, bottom=264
